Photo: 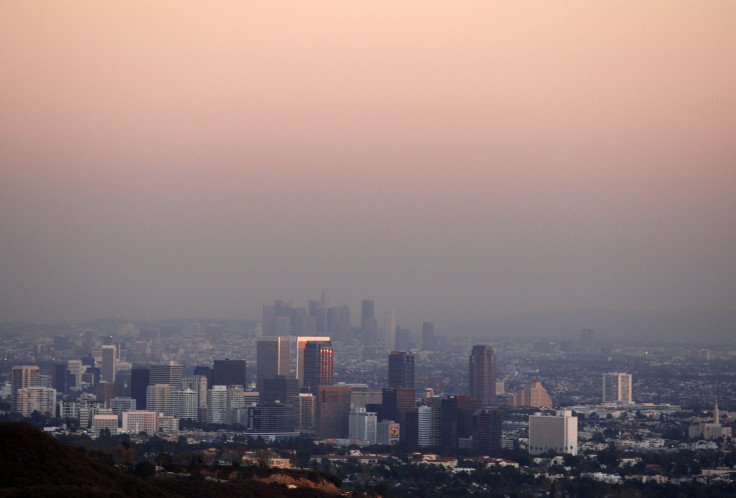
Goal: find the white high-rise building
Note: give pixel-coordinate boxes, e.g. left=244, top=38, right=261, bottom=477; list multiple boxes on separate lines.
left=602, top=373, right=632, bottom=403
left=207, top=385, right=228, bottom=424
left=349, top=408, right=377, bottom=442
left=528, top=410, right=578, bottom=455
left=11, top=365, right=40, bottom=412
left=417, top=405, right=432, bottom=447
left=172, top=388, right=199, bottom=421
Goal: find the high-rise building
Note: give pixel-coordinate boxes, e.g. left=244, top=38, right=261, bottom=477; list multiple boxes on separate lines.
left=296, top=336, right=330, bottom=387
left=172, top=388, right=199, bottom=421
left=510, top=380, right=553, bottom=408
left=316, top=385, right=350, bottom=439
left=380, top=387, right=417, bottom=444
left=440, top=395, right=476, bottom=448
left=101, top=345, right=117, bottom=383
left=473, top=408, right=503, bottom=453
left=194, top=366, right=213, bottom=389
left=602, top=372, right=632, bottom=403
left=110, top=397, right=137, bottom=416
left=261, top=376, right=299, bottom=408
left=388, top=351, right=415, bottom=389
left=130, top=367, right=150, bottom=411
left=302, top=340, right=333, bottom=391
left=213, top=359, right=246, bottom=388
left=298, top=393, right=315, bottom=430
left=262, top=304, right=276, bottom=335
left=11, top=365, right=40, bottom=412
left=207, top=385, right=229, bottom=424
left=417, top=405, right=432, bottom=447
left=528, top=410, right=578, bottom=455
left=50, top=364, right=68, bottom=393
left=469, top=345, right=496, bottom=408
left=257, top=337, right=290, bottom=392
left=349, top=408, right=377, bottom=442
left=149, top=363, right=183, bottom=391
left=146, top=384, right=173, bottom=416
left=361, top=300, right=374, bottom=326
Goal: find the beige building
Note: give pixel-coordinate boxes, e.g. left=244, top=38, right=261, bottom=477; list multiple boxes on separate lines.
left=510, top=380, right=552, bottom=408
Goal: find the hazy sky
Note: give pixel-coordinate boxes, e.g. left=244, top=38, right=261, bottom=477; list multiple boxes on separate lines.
left=2, top=1, right=735, bottom=327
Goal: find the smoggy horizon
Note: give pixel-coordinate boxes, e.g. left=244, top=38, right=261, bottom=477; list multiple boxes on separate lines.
left=2, top=2, right=735, bottom=329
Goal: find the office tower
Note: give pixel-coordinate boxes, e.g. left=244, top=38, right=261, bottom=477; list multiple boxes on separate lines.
left=146, top=384, right=173, bottom=416
left=422, top=322, right=436, bottom=351
left=384, top=309, right=396, bottom=351
left=213, top=359, right=246, bottom=387
left=257, top=337, right=290, bottom=392
left=11, top=365, right=40, bottom=412
left=316, top=385, right=351, bottom=439
left=469, top=345, right=497, bottom=408
left=96, top=381, right=116, bottom=404
left=417, top=405, right=432, bottom=447
left=207, top=385, right=228, bottom=424
left=248, top=402, right=292, bottom=432
left=529, top=410, right=578, bottom=455
left=16, top=386, right=56, bottom=417
left=122, top=411, right=159, bottom=434
left=440, top=395, right=476, bottom=448
left=349, top=408, right=378, bottom=442
left=303, top=341, right=333, bottom=391
left=261, top=376, right=299, bottom=407
left=262, top=304, right=276, bottom=335
left=473, top=408, right=503, bottom=453
left=181, top=375, right=208, bottom=410
left=149, top=363, right=183, bottom=391
left=298, top=393, right=315, bottom=430
left=101, top=345, right=116, bottom=383
left=427, top=395, right=442, bottom=446
left=602, top=372, right=632, bottom=403
left=67, top=360, right=84, bottom=388
left=380, top=387, right=417, bottom=444
left=51, top=364, right=68, bottom=393
left=510, top=380, right=553, bottom=408
left=172, top=388, right=199, bottom=420
left=130, top=367, right=150, bottom=411
left=361, top=300, right=374, bottom=326
left=296, top=336, right=330, bottom=387
left=110, top=397, right=137, bottom=416
left=388, top=351, right=415, bottom=388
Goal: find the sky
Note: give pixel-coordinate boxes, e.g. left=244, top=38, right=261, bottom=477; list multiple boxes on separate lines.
left=1, top=1, right=735, bottom=329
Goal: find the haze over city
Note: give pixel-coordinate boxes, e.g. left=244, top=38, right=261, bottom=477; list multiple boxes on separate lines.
left=2, top=2, right=735, bottom=340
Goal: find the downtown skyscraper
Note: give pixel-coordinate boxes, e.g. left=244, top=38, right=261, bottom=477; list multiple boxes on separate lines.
left=469, top=345, right=496, bottom=408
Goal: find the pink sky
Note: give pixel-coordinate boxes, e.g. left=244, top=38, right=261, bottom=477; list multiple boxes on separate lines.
left=1, top=1, right=735, bottom=325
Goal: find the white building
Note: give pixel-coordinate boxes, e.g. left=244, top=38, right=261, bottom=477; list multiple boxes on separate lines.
left=172, top=388, right=199, bottom=421
left=207, top=385, right=228, bottom=424
left=529, top=410, right=578, bottom=455
left=418, top=405, right=432, bottom=447
left=16, top=386, right=56, bottom=417
left=122, top=410, right=159, bottom=434
left=349, top=408, right=377, bottom=442
left=602, top=372, right=632, bottom=403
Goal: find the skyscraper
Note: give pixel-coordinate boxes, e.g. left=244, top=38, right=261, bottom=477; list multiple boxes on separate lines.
left=472, top=408, right=503, bottom=453
left=380, top=387, right=418, bottom=444
left=149, top=363, right=183, bottom=391
left=469, top=345, right=496, bottom=408
left=101, top=344, right=116, bottom=383
left=11, top=365, right=40, bottom=413
left=213, top=359, right=246, bottom=387
left=361, top=300, right=377, bottom=346
left=422, top=322, right=436, bottom=351
left=388, top=351, right=415, bottom=389
left=257, top=336, right=290, bottom=392
left=302, top=341, right=333, bottom=391
left=316, top=385, right=350, bottom=439
left=384, top=309, right=396, bottom=351
left=602, top=372, right=632, bottom=403
left=296, top=336, right=330, bottom=387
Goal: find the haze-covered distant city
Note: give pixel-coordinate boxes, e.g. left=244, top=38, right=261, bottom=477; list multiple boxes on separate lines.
left=1, top=1, right=735, bottom=495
